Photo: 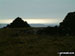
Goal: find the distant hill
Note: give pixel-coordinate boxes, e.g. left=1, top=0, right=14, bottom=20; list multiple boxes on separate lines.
left=30, top=24, right=47, bottom=27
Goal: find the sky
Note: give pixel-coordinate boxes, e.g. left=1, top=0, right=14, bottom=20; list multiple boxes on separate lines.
left=0, top=0, right=75, bottom=24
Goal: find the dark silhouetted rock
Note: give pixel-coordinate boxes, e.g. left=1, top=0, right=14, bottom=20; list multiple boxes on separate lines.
left=6, top=17, right=30, bottom=28
left=59, top=12, right=75, bottom=35
left=37, top=26, right=58, bottom=35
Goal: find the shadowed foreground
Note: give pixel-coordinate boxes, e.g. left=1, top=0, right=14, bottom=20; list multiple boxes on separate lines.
left=0, top=28, right=75, bottom=56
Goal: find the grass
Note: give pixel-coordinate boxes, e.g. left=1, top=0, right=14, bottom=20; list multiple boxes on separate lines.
left=0, top=28, right=75, bottom=56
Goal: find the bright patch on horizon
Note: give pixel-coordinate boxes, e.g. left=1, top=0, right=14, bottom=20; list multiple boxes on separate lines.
left=24, top=19, right=62, bottom=24
left=0, top=18, right=62, bottom=24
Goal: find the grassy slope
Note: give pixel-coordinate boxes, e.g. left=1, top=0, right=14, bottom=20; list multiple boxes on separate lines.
left=0, top=28, right=75, bottom=56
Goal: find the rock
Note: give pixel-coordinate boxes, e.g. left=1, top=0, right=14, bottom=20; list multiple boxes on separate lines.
left=59, top=12, right=75, bottom=35
left=6, top=17, right=30, bottom=28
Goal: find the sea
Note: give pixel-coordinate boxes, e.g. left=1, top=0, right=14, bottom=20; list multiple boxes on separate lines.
left=0, top=24, right=59, bottom=28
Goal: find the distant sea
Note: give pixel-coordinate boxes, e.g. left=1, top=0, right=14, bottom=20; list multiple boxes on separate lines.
left=0, top=23, right=59, bottom=28
left=0, top=24, right=7, bottom=28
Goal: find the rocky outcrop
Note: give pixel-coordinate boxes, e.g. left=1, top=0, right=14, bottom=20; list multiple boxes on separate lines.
left=6, top=17, right=30, bottom=28
left=59, top=12, right=75, bottom=35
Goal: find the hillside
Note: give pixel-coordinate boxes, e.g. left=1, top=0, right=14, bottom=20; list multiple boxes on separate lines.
left=0, top=28, right=75, bottom=56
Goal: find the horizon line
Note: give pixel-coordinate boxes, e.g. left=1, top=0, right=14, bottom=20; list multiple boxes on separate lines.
left=0, top=18, right=63, bottom=24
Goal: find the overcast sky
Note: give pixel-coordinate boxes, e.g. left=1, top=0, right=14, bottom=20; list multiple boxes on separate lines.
left=0, top=0, right=75, bottom=24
